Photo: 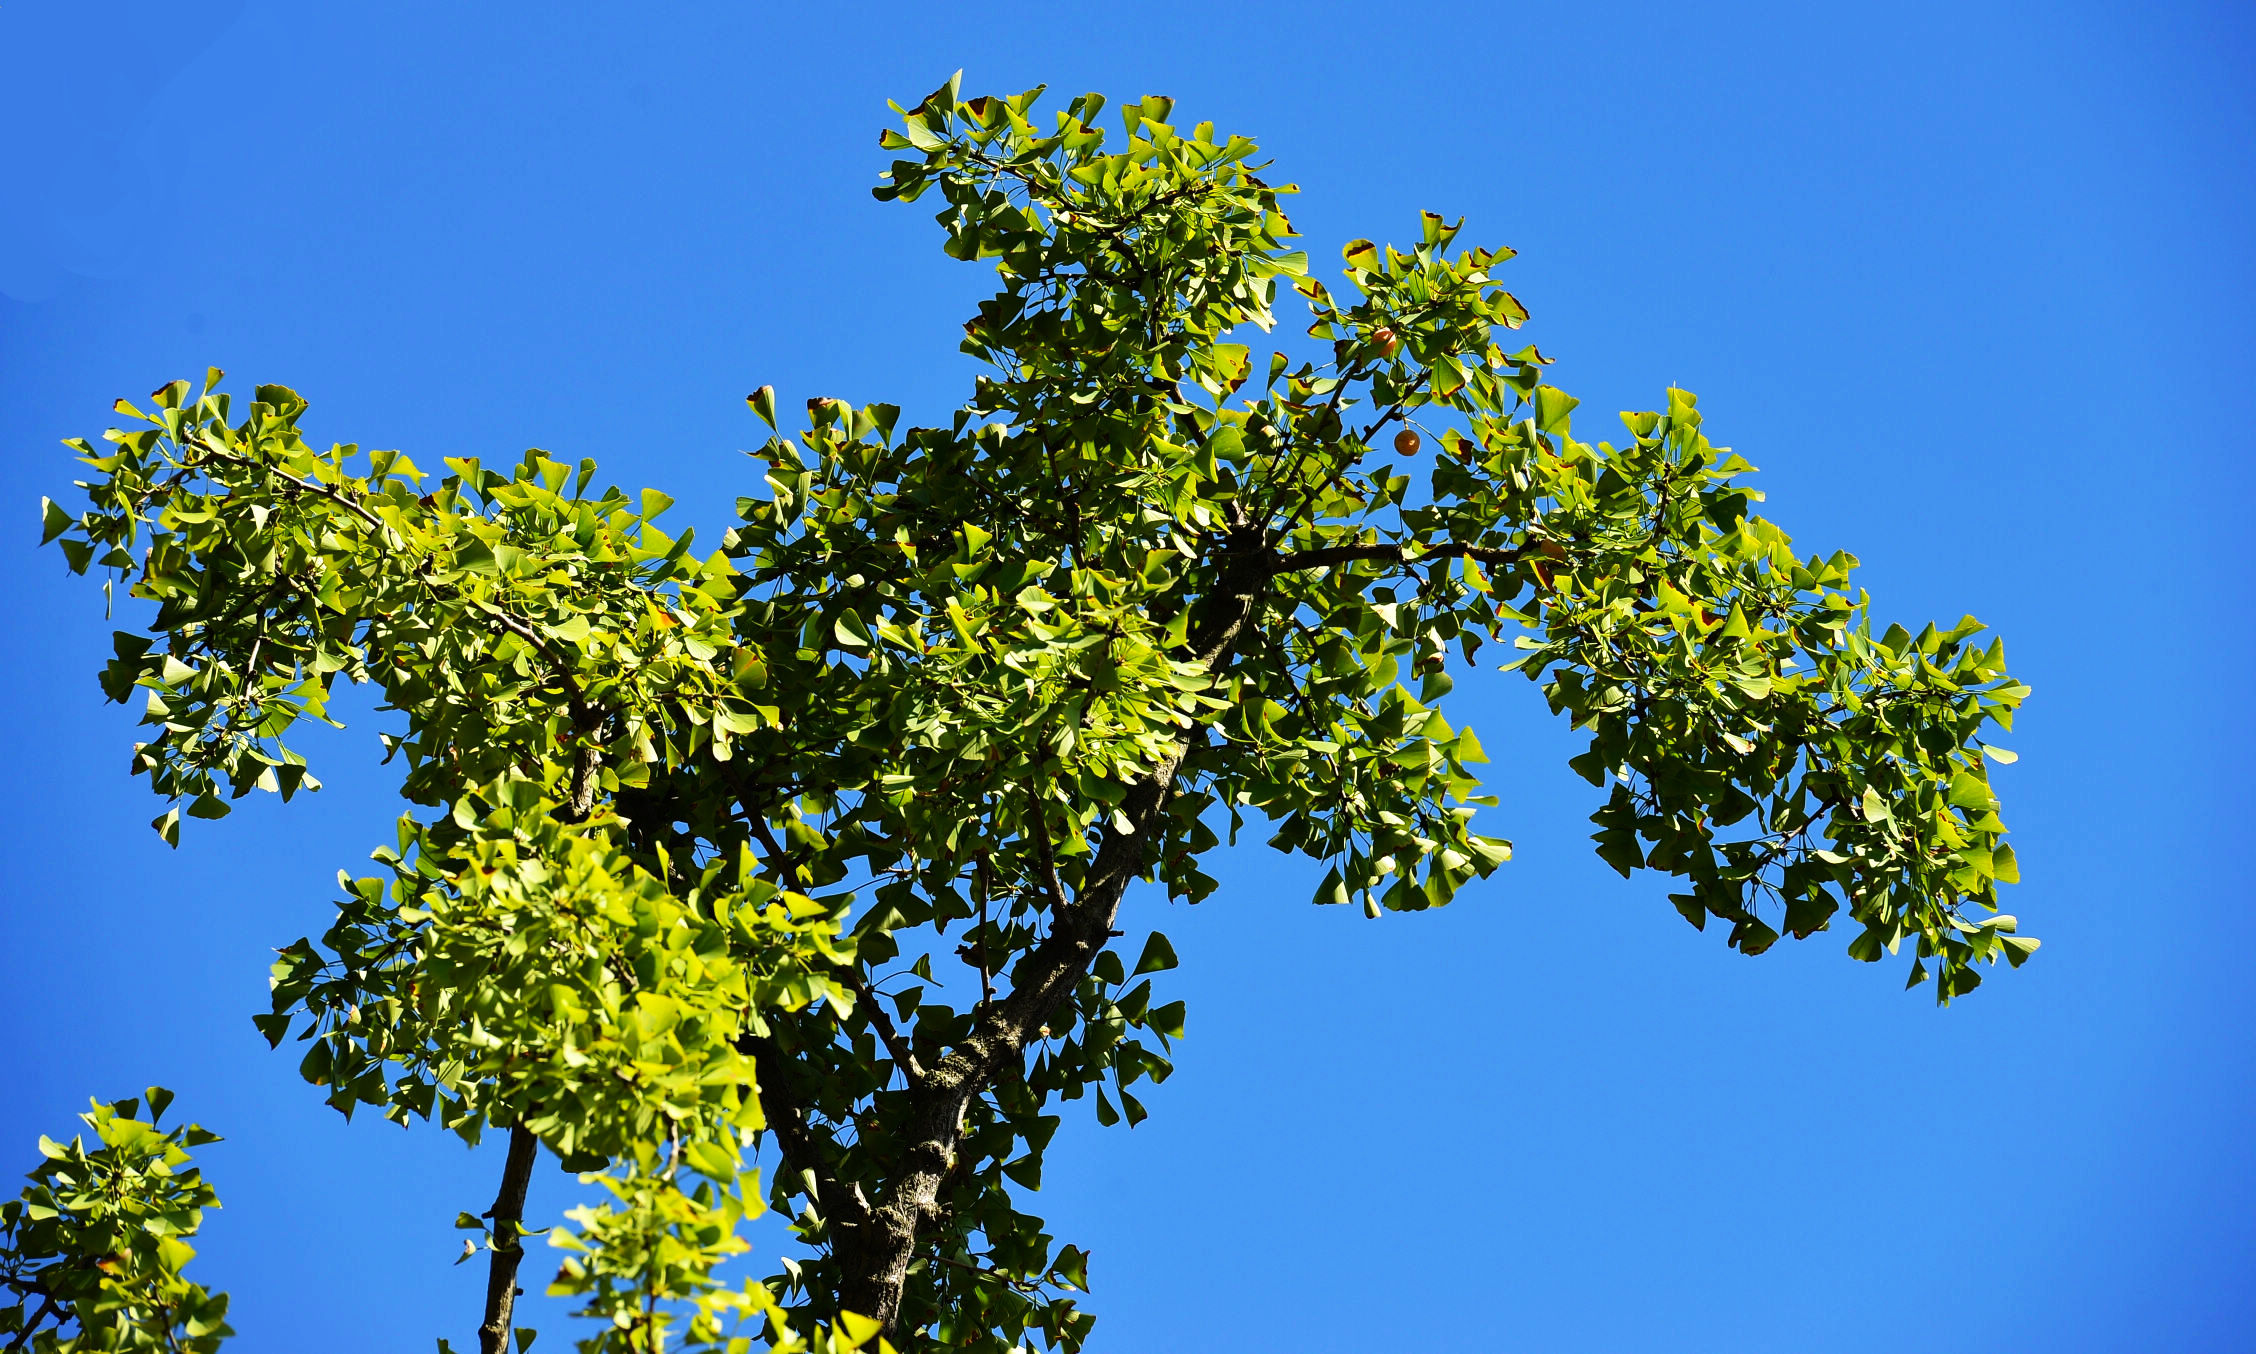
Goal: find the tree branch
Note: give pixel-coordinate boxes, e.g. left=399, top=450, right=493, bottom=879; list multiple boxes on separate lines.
left=183, top=434, right=390, bottom=535
left=479, top=607, right=604, bottom=818
left=838, top=966, right=924, bottom=1083
left=476, top=1124, right=540, bottom=1354
left=742, top=1028, right=879, bottom=1294
left=189, top=430, right=611, bottom=818
left=929, top=1253, right=1042, bottom=1293
left=831, top=538, right=1278, bottom=1336
left=743, top=811, right=794, bottom=877
left=1270, top=539, right=1530, bottom=574
left=4, top=1294, right=57, bottom=1353
left=974, top=855, right=996, bottom=1013
left=1026, top=785, right=1069, bottom=917
left=742, top=1030, right=870, bottom=1225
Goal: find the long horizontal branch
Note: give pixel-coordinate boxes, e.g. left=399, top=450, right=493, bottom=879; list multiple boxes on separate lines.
left=187, top=429, right=616, bottom=815
left=1270, top=539, right=1532, bottom=573
left=184, top=434, right=389, bottom=534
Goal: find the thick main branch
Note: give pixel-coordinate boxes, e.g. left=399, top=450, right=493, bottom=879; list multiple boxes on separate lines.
left=832, top=538, right=1275, bottom=1333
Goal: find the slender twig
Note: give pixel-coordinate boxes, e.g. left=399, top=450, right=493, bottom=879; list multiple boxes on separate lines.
left=930, top=1253, right=1043, bottom=1293
left=1269, top=369, right=1434, bottom=542
left=973, top=855, right=996, bottom=1013
left=838, top=966, right=925, bottom=1083
left=479, top=609, right=598, bottom=728
left=183, top=435, right=389, bottom=533
left=1254, top=360, right=1367, bottom=526
left=1026, top=785, right=1070, bottom=917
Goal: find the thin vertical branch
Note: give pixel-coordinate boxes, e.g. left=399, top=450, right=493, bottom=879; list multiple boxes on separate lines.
left=974, top=854, right=995, bottom=1013
left=477, top=1124, right=540, bottom=1354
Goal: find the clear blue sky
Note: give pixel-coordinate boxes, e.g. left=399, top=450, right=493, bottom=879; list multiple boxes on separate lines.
left=4, top=2, right=2251, bottom=1350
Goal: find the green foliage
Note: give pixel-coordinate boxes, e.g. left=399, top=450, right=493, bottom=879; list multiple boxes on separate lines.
left=547, top=1157, right=764, bottom=1353
left=49, top=370, right=752, bottom=834
left=37, top=75, right=2029, bottom=1352
left=263, top=777, right=850, bottom=1160
left=0, top=1092, right=232, bottom=1352
left=1490, top=392, right=2031, bottom=989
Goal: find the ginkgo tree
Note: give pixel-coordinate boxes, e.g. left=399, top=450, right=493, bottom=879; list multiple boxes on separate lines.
left=8, top=76, right=2031, bottom=1354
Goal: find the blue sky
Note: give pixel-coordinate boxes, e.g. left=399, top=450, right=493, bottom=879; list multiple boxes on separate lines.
left=3, top=2, right=2251, bottom=1350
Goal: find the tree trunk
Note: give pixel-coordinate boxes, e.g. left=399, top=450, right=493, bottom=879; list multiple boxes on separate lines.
left=477, top=1125, right=540, bottom=1354
left=830, top=540, right=1274, bottom=1338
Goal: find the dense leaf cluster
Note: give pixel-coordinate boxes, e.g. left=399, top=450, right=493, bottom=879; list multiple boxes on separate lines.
left=0, top=1092, right=230, bottom=1352
left=18, top=76, right=2028, bottom=1352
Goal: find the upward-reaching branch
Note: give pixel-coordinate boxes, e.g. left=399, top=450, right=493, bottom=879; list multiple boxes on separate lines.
left=477, top=1125, right=540, bottom=1354
left=833, top=535, right=1278, bottom=1332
